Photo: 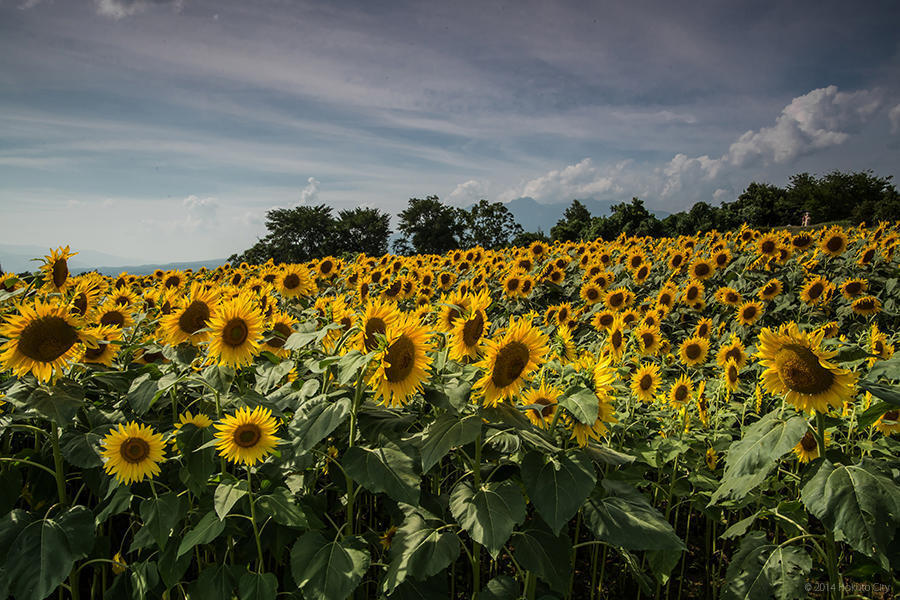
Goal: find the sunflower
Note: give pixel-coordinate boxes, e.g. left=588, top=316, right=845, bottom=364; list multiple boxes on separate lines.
left=0, top=299, right=95, bottom=383
left=262, top=310, right=297, bottom=358
left=656, top=285, right=677, bottom=310
left=369, top=313, right=433, bottom=408
left=40, top=246, right=77, bottom=294
left=634, top=323, right=662, bottom=356
left=756, top=323, right=857, bottom=414
left=79, top=325, right=122, bottom=367
left=793, top=430, right=828, bottom=463
left=874, top=409, right=900, bottom=436
left=800, top=277, right=833, bottom=306
left=679, top=336, right=709, bottom=367
left=569, top=394, right=617, bottom=447
left=631, top=363, right=661, bottom=403
left=605, top=315, right=627, bottom=362
left=682, top=280, right=705, bottom=305
left=851, top=296, right=881, bottom=316
left=668, top=375, right=694, bottom=408
left=820, top=228, right=848, bottom=257
left=840, top=278, right=867, bottom=299
left=868, top=324, right=894, bottom=365
left=716, top=335, right=747, bottom=369
left=715, top=286, right=742, bottom=307
left=551, top=324, right=576, bottom=364
left=215, top=406, right=281, bottom=466
left=206, top=293, right=265, bottom=368
left=688, top=258, right=715, bottom=281
left=723, top=359, right=740, bottom=393
left=176, top=411, right=213, bottom=429
left=791, top=232, right=814, bottom=252
left=693, top=318, right=714, bottom=339
left=101, top=421, right=166, bottom=484
left=605, top=287, right=632, bottom=312
left=553, top=303, right=576, bottom=328
left=857, top=245, right=878, bottom=266
left=591, top=310, right=616, bottom=332
left=756, top=234, right=780, bottom=258
left=757, top=278, right=783, bottom=301
left=474, top=317, right=550, bottom=407
left=736, top=301, right=764, bottom=326
left=448, top=293, right=492, bottom=362
left=93, top=299, right=136, bottom=330
left=276, top=266, right=316, bottom=298
left=580, top=283, right=604, bottom=306
left=437, top=291, right=471, bottom=333
left=162, top=270, right=187, bottom=289
left=68, top=278, right=103, bottom=318
left=160, top=282, right=219, bottom=346
left=705, top=448, right=718, bottom=470
left=522, top=382, right=561, bottom=428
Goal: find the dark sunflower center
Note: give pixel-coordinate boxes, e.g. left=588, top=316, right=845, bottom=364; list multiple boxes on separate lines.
left=234, top=424, right=261, bottom=448
left=263, top=273, right=277, bottom=283
left=862, top=249, right=875, bottom=263
left=283, top=274, right=300, bottom=289
left=164, top=276, right=181, bottom=288
left=462, top=313, right=485, bottom=347
left=800, top=431, right=818, bottom=452
left=599, top=314, right=614, bottom=327
left=364, top=317, right=386, bottom=351
left=777, top=344, right=835, bottom=394
left=726, top=348, right=742, bottom=363
left=120, top=437, right=150, bottom=464
left=685, top=344, right=702, bottom=360
left=808, top=283, right=824, bottom=299
left=84, top=343, right=106, bottom=360
left=115, top=295, right=129, bottom=307
left=716, top=253, right=728, bottom=266
left=674, top=386, right=688, bottom=403
left=641, top=333, right=655, bottom=348
left=728, top=364, right=738, bottom=380
left=384, top=336, right=416, bottom=383
left=761, top=240, right=775, bottom=254
left=52, top=259, right=69, bottom=289
left=883, top=410, right=898, bottom=421
left=856, top=298, right=876, bottom=310
left=386, top=281, right=402, bottom=296
left=844, top=281, right=862, bottom=295
left=609, top=293, right=623, bottom=307
left=639, top=374, right=653, bottom=391
left=671, top=255, right=683, bottom=268
left=793, top=234, right=811, bottom=248
left=533, top=397, right=555, bottom=418
left=763, top=283, right=778, bottom=296
left=826, top=237, right=843, bottom=252
left=522, top=280, right=533, bottom=293
left=224, top=318, right=249, bottom=347
left=687, top=287, right=699, bottom=301
left=742, top=306, right=757, bottom=320
left=694, top=263, right=710, bottom=277
left=72, top=293, right=88, bottom=316
left=558, top=308, right=569, bottom=322
left=697, top=324, right=709, bottom=337
left=726, top=292, right=739, bottom=303
left=660, top=293, right=673, bottom=306
left=491, top=341, right=530, bottom=388
left=231, top=273, right=242, bottom=285
left=506, top=278, right=520, bottom=291
left=611, top=330, right=622, bottom=348
left=18, top=316, right=78, bottom=363
left=178, top=300, right=210, bottom=334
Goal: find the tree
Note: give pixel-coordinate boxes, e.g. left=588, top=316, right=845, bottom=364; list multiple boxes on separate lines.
left=394, top=196, right=466, bottom=255
left=336, top=207, right=391, bottom=256
left=511, top=229, right=550, bottom=248
left=461, top=199, right=524, bottom=249
left=789, top=170, right=899, bottom=225
left=587, top=198, right=663, bottom=240
left=550, top=200, right=592, bottom=242
left=232, top=204, right=340, bottom=264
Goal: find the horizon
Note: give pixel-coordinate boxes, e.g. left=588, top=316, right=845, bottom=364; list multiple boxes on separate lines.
left=2, top=0, right=899, bottom=263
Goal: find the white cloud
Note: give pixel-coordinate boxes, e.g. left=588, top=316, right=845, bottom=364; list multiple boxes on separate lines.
left=890, top=104, right=900, bottom=134
left=94, top=0, right=183, bottom=20
left=299, top=177, right=320, bottom=205
left=499, top=158, right=625, bottom=203
left=448, top=179, right=488, bottom=206
left=724, top=85, right=882, bottom=167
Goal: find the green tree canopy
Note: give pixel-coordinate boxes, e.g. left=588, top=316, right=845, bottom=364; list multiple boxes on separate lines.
left=550, top=200, right=592, bottom=242
left=394, top=196, right=467, bottom=255
left=461, top=199, right=524, bottom=249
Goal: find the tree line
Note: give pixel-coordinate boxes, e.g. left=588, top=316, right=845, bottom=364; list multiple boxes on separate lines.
left=230, top=169, right=899, bottom=263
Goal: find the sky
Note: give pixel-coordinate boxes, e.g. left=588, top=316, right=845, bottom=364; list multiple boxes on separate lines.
left=1, top=0, right=899, bottom=264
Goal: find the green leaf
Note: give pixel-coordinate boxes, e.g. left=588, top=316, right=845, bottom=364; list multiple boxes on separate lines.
left=95, top=486, right=133, bottom=524
left=290, top=532, right=370, bottom=600
left=722, top=531, right=811, bottom=600
left=188, top=564, right=232, bottom=599
left=866, top=354, right=900, bottom=381
left=511, top=524, right=572, bottom=592
left=157, top=539, right=192, bottom=590
left=127, top=373, right=160, bottom=416
left=859, top=381, right=900, bottom=406
left=214, top=478, right=248, bottom=520
left=343, top=444, right=421, bottom=505
left=420, top=413, right=482, bottom=473
left=391, top=575, right=450, bottom=600
left=479, top=575, right=518, bottom=600
left=139, top=493, right=184, bottom=550
left=582, top=481, right=684, bottom=552
left=177, top=511, right=225, bottom=558
left=521, top=450, right=596, bottom=535
left=59, top=429, right=103, bottom=468
left=7, top=506, right=95, bottom=600
left=856, top=401, right=895, bottom=429
left=28, top=383, right=84, bottom=423
left=801, top=460, right=900, bottom=570
left=289, top=395, right=351, bottom=452
left=450, top=480, right=526, bottom=558
left=721, top=513, right=759, bottom=540
left=710, top=411, right=807, bottom=504
left=176, top=423, right=216, bottom=497
left=337, top=350, right=372, bottom=385
left=202, top=364, right=234, bottom=394
left=559, top=387, right=599, bottom=425
left=256, top=487, right=308, bottom=529
left=382, top=506, right=461, bottom=594
left=284, top=330, right=319, bottom=350
left=238, top=571, right=278, bottom=600
left=255, top=360, right=295, bottom=394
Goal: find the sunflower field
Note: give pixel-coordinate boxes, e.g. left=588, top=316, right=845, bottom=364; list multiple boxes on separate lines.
left=1, top=223, right=899, bottom=600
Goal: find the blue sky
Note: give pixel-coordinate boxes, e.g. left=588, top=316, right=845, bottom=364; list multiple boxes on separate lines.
left=1, top=0, right=899, bottom=263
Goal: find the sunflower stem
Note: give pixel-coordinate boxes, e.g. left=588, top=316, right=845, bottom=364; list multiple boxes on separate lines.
left=246, top=469, right=265, bottom=573
left=50, top=420, right=69, bottom=507
left=815, top=411, right=842, bottom=600
left=471, top=432, right=483, bottom=599
left=345, top=372, right=365, bottom=536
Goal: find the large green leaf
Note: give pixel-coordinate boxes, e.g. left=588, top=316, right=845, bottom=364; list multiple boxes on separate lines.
left=238, top=571, right=278, bottom=600
left=801, top=460, right=900, bottom=570
left=511, top=524, right=572, bottom=592
left=256, top=487, right=308, bottom=529
left=420, top=413, right=482, bottom=473
left=721, top=531, right=811, bottom=600
left=202, top=364, right=235, bottom=394
left=520, top=450, right=596, bottom=534
left=177, top=511, right=225, bottom=558
left=157, top=539, right=192, bottom=591
left=214, top=478, right=248, bottom=520
left=127, top=373, right=161, bottom=416
left=582, top=481, right=684, bottom=552
left=558, top=387, right=599, bottom=425
left=139, top=492, right=185, bottom=550
left=176, top=423, right=216, bottom=497
left=450, top=480, right=526, bottom=558
left=382, top=505, right=461, bottom=594
left=342, top=444, right=421, bottom=505
left=28, top=383, right=84, bottom=423
left=59, top=429, right=103, bottom=468
left=710, top=411, right=807, bottom=504
left=255, top=360, right=295, bottom=394
left=859, top=381, right=900, bottom=407
left=289, top=395, right=351, bottom=452
left=7, top=506, right=95, bottom=600
left=290, top=532, right=370, bottom=600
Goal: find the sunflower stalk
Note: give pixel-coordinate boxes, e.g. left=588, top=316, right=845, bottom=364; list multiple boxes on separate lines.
left=246, top=469, right=265, bottom=573
left=471, top=432, right=483, bottom=600
left=815, top=411, right=843, bottom=600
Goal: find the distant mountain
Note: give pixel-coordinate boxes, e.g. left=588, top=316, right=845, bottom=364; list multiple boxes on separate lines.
left=0, top=243, right=142, bottom=275
left=80, top=259, right=229, bottom=277
left=495, top=197, right=670, bottom=235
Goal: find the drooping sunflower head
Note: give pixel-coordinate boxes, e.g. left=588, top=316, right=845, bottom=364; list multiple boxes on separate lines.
left=723, top=358, right=740, bottom=392
left=474, top=317, right=550, bottom=407
left=449, top=304, right=491, bottom=363
left=840, top=278, right=867, bottom=299
left=634, top=323, right=661, bottom=356
left=261, top=310, right=297, bottom=358
left=851, top=295, right=881, bottom=317
left=369, top=313, right=434, bottom=408
left=214, top=406, right=281, bottom=466
left=0, top=299, right=94, bottom=383
left=757, top=323, right=856, bottom=414
left=800, top=277, right=833, bottom=306
left=356, top=300, right=400, bottom=353
left=206, top=292, right=265, bottom=368
left=79, top=324, right=122, bottom=367
left=757, top=278, right=783, bottom=301
left=793, top=430, right=825, bottom=463
left=716, top=335, right=747, bottom=369
left=522, top=382, right=561, bottom=429
left=176, top=411, right=214, bottom=429
left=101, top=421, right=166, bottom=484
left=40, top=246, right=77, bottom=294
